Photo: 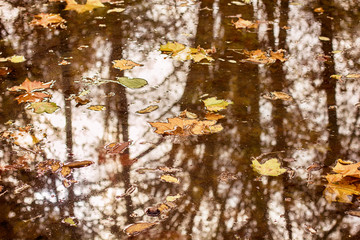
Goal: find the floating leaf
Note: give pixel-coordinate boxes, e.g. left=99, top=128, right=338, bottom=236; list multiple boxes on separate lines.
left=205, top=112, right=225, bottom=120
left=314, top=7, right=324, bottom=13
left=136, top=105, right=159, bottom=114
left=160, top=175, right=180, bottom=184
left=15, top=92, right=51, bottom=103
left=60, top=166, right=72, bottom=177
left=115, top=77, right=148, bottom=89
left=251, top=158, right=287, bottom=176
left=104, top=141, right=132, bottom=154
left=0, top=55, right=27, bottom=63
left=262, top=91, right=293, bottom=101
left=243, top=49, right=287, bottom=64
left=113, top=59, right=143, bottom=71
left=202, top=97, right=233, bottom=112
left=30, top=102, right=59, bottom=114
left=166, top=194, right=182, bottom=202
left=232, top=17, right=258, bottom=29
left=64, top=0, right=105, bottom=13
left=319, top=36, right=330, bottom=41
left=107, top=8, right=125, bottom=13
left=124, top=222, right=158, bottom=236
left=346, top=211, right=360, bottom=217
left=160, top=42, right=214, bottom=62
left=63, top=161, right=94, bottom=169
left=346, top=74, right=360, bottom=79
left=31, top=13, right=66, bottom=28
left=8, top=78, right=53, bottom=92
left=160, top=42, right=186, bottom=53
left=87, top=105, right=106, bottom=111
left=323, top=182, right=360, bottom=203
left=62, top=217, right=77, bottom=227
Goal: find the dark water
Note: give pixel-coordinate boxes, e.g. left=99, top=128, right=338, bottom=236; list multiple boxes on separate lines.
left=1, top=0, right=360, bottom=239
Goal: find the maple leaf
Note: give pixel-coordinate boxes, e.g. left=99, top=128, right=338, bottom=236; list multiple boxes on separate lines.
left=113, top=59, right=143, bottom=71
left=243, top=49, right=288, bottom=64
left=64, top=0, right=105, bottom=13
left=232, top=17, right=258, bottom=29
left=8, top=78, right=53, bottom=92
left=323, top=182, right=360, bottom=203
left=332, top=160, right=360, bottom=178
left=31, top=13, right=66, bottom=28
left=251, top=158, right=287, bottom=176
left=15, top=92, right=51, bottom=103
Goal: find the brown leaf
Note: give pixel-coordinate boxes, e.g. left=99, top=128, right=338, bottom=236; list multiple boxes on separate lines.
left=124, top=222, right=158, bottom=236
left=63, top=160, right=94, bottom=169
left=0, top=67, right=11, bottom=77
left=31, top=13, right=66, bottom=28
left=113, top=59, right=143, bottom=71
left=105, top=141, right=132, bottom=154
left=136, top=105, right=159, bottom=114
left=232, top=17, right=258, bottom=29
left=262, top=91, right=293, bottom=101
left=8, top=78, right=53, bottom=92
left=205, top=112, right=225, bottom=121
left=60, top=166, right=72, bottom=177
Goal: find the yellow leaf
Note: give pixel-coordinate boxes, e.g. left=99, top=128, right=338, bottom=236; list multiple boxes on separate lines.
left=251, top=158, right=287, bottom=176
left=124, top=222, right=158, bottom=236
left=113, top=59, right=142, bottom=71
left=202, top=97, right=233, bottom=112
left=136, top=105, right=159, bottom=114
left=87, top=105, right=106, bottom=111
left=166, top=194, right=182, bottom=202
left=160, top=175, right=180, bottom=184
left=319, top=36, right=330, bottom=41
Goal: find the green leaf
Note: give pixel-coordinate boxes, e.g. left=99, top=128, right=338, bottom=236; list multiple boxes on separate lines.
left=202, top=97, right=233, bottom=112
left=115, top=77, right=148, bottom=89
left=251, top=158, right=287, bottom=176
left=30, top=102, right=59, bottom=114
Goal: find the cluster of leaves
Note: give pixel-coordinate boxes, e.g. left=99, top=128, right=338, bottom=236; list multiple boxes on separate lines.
left=160, top=42, right=215, bottom=62
left=8, top=78, right=59, bottom=114
left=324, top=159, right=360, bottom=203
left=149, top=97, right=232, bottom=136
left=242, top=49, right=287, bottom=64
left=37, top=159, right=94, bottom=188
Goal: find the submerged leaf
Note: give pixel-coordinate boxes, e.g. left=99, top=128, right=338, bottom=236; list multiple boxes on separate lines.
left=124, top=222, right=158, bottom=236
left=30, top=102, right=59, bottom=114
left=202, top=97, right=233, bottom=112
left=115, top=77, right=148, bottom=89
left=251, top=158, right=287, bottom=176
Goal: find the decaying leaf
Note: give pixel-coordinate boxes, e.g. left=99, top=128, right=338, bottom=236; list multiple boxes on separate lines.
left=160, top=42, right=214, bottom=62
left=64, top=0, right=105, bottom=13
left=202, top=97, right=233, bottom=112
left=136, top=105, right=159, bottom=114
left=37, top=159, right=62, bottom=175
left=262, top=91, right=293, bottom=101
left=251, top=158, right=287, bottom=176
left=29, top=102, right=59, bottom=114
left=87, top=105, right=106, bottom=111
left=31, top=13, right=66, bottom=28
left=160, top=175, right=180, bottom=184
left=115, top=77, right=148, bottom=89
left=314, top=7, right=324, bottom=13
left=124, top=222, right=158, bottom=236
left=113, top=59, right=143, bottom=71
left=232, top=17, right=258, bottom=29
left=332, top=160, right=360, bottom=178
left=105, top=141, right=132, bottom=154
left=62, top=217, right=77, bottom=227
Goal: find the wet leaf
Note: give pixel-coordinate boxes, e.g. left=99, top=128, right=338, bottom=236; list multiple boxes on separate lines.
left=64, top=0, right=105, bottom=13
left=0, top=55, right=26, bottom=63
left=113, top=59, right=143, bottom=71
left=60, top=166, right=72, bottom=178
left=232, top=17, right=258, bottom=29
left=243, top=49, right=287, bottom=64
left=15, top=92, right=51, bottom=103
left=105, top=141, right=132, bottom=154
left=37, top=159, right=62, bottom=175
left=30, top=102, right=59, bottom=114
left=178, top=110, right=198, bottom=119
left=124, top=222, right=158, bottom=236
left=160, top=175, right=180, bottom=184
left=166, top=194, right=182, bottom=202
left=346, top=74, right=360, bottom=79
left=251, top=158, right=287, bottom=176
left=8, top=78, right=53, bottom=92
left=115, top=77, right=148, bottom=89
left=149, top=117, right=223, bottom=136
left=205, top=112, right=225, bottom=120
left=87, top=105, right=106, bottom=111
left=62, top=217, right=77, bottom=227
left=202, top=97, right=233, bottom=112
left=160, top=42, right=214, bottom=62
left=63, top=161, right=94, bottom=169
left=31, top=13, right=66, bottom=28
left=262, top=91, right=293, bottom=101
left=319, top=36, right=330, bottom=41
left=136, top=105, right=159, bottom=114
left=323, top=182, right=360, bottom=203
left=332, top=160, right=360, bottom=178
left=107, top=8, right=125, bottom=13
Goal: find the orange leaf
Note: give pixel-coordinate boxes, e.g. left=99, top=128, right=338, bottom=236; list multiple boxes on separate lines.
left=232, top=18, right=258, bottom=29
left=8, top=78, right=53, bottom=93
left=31, top=13, right=66, bottom=28
left=332, top=160, right=360, bottom=178
left=113, top=59, right=143, bottom=71
left=15, top=92, right=51, bottom=103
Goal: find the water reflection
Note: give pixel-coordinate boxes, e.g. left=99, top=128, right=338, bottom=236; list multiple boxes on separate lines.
left=1, top=0, right=360, bottom=239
